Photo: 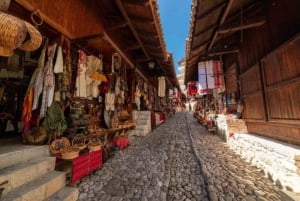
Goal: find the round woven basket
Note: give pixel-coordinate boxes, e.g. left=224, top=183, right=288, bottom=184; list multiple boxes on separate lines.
left=72, top=134, right=87, bottom=150
left=0, top=45, right=13, bottom=57
left=50, top=137, right=70, bottom=154
left=88, top=136, right=102, bottom=151
left=0, top=12, right=27, bottom=55
left=61, top=146, right=79, bottom=160
left=18, top=21, right=42, bottom=51
left=25, top=126, right=48, bottom=145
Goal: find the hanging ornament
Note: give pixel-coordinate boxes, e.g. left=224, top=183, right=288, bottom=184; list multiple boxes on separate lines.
left=111, top=52, right=121, bottom=74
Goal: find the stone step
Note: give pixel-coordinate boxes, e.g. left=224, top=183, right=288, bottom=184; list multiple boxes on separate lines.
left=135, top=119, right=150, bottom=125
left=0, top=156, right=56, bottom=196
left=133, top=116, right=150, bottom=121
left=135, top=124, right=151, bottom=130
left=0, top=145, right=50, bottom=169
left=133, top=110, right=150, bottom=115
left=1, top=171, right=66, bottom=201
left=45, top=186, right=79, bottom=201
left=130, top=129, right=150, bottom=137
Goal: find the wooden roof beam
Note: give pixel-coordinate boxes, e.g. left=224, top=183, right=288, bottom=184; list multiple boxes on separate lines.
left=103, top=33, right=134, bottom=68
left=218, top=16, right=266, bottom=34
left=131, top=16, right=155, bottom=24
left=116, top=0, right=150, bottom=60
left=149, top=51, right=164, bottom=58
left=134, top=57, right=150, bottom=64
left=208, top=47, right=239, bottom=56
left=196, top=1, right=226, bottom=19
left=125, top=43, right=141, bottom=51
left=149, top=0, right=168, bottom=61
left=144, top=44, right=161, bottom=49
left=135, top=29, right=159, bottom=38
left=191, top=38, right=210, bottom=51
left=73, top=34, right=104, bottom=41
left=107, top=22, right=129, bottom=31
left=194, top=24, right=217, bottom=38
left=143, top=40, right=160, bottom=47
left=208, top=0, right=235, bottom=51
left=123, top=0, right=150, bottom=6
left=15, top=0, right=76, bottom=38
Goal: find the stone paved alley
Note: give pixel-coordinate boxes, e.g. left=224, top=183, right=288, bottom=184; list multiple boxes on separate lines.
left=77, top=112, right=296, bottom=201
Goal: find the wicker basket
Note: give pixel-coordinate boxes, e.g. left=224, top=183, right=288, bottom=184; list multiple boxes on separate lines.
left=88, top=136, right=102, bottom=151
left=0, top=46, right=13, bottom=57
left=25, top=126, right=48, bottom=145
left=0, top=12, right=27, bottom=56
left=61, top=146, right=79, bottom=160
left=18, top=21, right=42, bottom=51
left=50, top=136, right=70, bottom=154
left=72, top=134, right=87, bottom=150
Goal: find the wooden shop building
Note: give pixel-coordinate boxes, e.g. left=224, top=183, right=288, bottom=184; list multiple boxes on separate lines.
left=186, top=0, right=300, bottom=193
left=0, top=0, right=179, bottom=199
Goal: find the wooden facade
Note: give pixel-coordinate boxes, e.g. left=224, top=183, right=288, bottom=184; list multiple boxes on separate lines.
left=229, top=0, right=300, bottom=145
left=186, top=0, right=300, bottom=145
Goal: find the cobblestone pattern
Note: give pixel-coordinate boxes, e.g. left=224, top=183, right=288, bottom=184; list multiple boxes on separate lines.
left=187, top=112, right=294, bottom=201
left=77, top=112, right=295, bottom=201
left=167, top=115, right=209, bottom=201
left=77, top=115, right=178, bottom=201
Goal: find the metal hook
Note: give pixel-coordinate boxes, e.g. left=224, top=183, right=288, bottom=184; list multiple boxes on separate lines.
left=30, top=9, right=43, bottom=28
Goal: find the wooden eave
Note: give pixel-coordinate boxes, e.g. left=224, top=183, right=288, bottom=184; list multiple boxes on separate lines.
left=185, top=0, right=266, bottom=84
left=9, top=0, right=178, bottom=87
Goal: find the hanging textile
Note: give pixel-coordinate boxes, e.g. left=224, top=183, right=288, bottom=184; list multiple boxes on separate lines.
left=21, top=87, right=33, bottom=132
left=198, top=60, right=225, bottom=90
left=86, top=55, right=103, bottom=97
left=115, top=76, right=121, bottom=95
left=40, top=43, right=57, bottom=119
left=198, top=61, right=208, bottom=94
left=32, top=44, right=46, bottom=110
left=60, top=39, right=72, bottom=93
left=42, top=101, right=67, bottom=135
left=75, top=50, right=87, bottom=98
left=105, top=91, right=115, bottom=111
left=187, top=82, right=197, bottom=96
left=158, top=76, right=166, bottom=97
left=53, top=45, right=63, bottom=74
left=206, top=60, right=215, bottom=89
left=212, top=60, right=225, bottom=89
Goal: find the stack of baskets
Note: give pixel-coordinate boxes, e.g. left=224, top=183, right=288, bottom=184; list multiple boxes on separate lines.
left=50, top=134, right=89, bottom=160
left=0, top=11, right=42, bottom=57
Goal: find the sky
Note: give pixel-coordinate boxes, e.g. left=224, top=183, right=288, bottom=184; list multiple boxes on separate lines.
left=157, top=0, right=192, bottom=74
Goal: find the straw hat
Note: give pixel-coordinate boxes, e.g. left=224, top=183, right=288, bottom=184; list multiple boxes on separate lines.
left=0, top=12, right=27, bottom=56
left=89, top=71, right=108, bottom=82
left=18, top=21, right=42, bottom=52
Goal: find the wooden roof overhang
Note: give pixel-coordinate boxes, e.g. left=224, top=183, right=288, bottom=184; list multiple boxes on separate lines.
left=185, top=0, right=266, bottom=83
left=8, top=0, right=178, bottom=88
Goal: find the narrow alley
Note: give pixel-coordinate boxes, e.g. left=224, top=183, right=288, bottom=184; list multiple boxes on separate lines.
left=77, top=112, right=292, bottom=201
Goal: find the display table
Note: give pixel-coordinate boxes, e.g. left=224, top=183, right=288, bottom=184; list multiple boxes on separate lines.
left=55, top=150, right=102, bottom=185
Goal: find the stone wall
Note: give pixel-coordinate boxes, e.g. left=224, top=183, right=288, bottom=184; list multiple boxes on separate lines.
left=215, top=114, right=248, bottom=141
left=228, top=133, right=300, bottom=192
left=215, top=114, right=300, bottom=192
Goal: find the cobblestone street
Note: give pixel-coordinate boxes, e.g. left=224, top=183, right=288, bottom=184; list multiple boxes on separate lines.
left=77, top=112, right=295, bottom=201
